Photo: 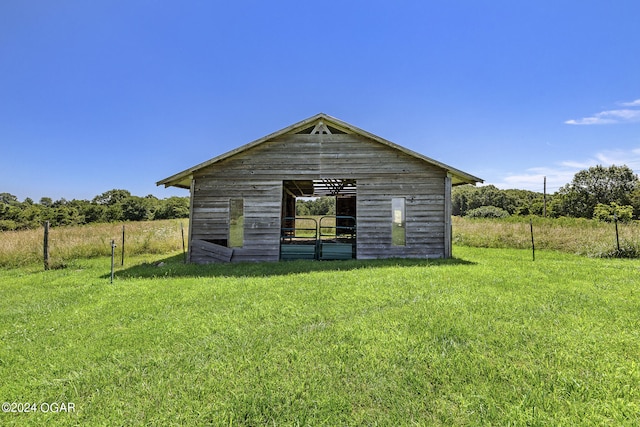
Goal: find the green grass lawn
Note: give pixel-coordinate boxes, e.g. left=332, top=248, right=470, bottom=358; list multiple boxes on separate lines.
left=1, top=247, right=639, bottom=425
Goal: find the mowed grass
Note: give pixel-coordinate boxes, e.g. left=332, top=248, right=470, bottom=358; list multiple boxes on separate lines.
left=1, top=247, right=639, bottom=425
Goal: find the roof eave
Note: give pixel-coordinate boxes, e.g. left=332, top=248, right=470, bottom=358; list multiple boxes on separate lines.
left=156, top=112, right=484, bottom=188
left=319, top=114, right=483, bottom=185
left=156, top=113, right=330, bottom=188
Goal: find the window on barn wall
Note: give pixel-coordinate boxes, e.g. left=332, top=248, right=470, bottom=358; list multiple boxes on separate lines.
left=229, top=198, right=244, bottom=248
left=392, top=198, right=406, bottom=246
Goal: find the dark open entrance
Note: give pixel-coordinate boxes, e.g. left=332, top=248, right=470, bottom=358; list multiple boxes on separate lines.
left=281, top=179, right=357, bottom=260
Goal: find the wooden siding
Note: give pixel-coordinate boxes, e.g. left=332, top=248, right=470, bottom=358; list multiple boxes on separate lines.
left=190, top=179, right=282, bottom=262
left=356, top=176, right=446, bottom=259
left=191, top=239, right=233, bottom=263
left=195, top=134, right=434, bottom=180
left=189, top=133, right=449, bottom=262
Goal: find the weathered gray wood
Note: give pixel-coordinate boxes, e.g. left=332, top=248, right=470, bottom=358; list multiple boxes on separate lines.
left=187, top=180, right=195, bottom=262
left=195, top=135, right=443, bottom=181
left=191, top=239, right=233, bottom=263
left=157, top=114, right=482, bottom=189
left=174, top=117, right=477, bottom=262
left=444, top=174, right=452, bottom=258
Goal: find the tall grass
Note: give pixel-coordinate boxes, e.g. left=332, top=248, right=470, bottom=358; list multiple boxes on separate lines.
left=2, top=216, right=639, bottom=269
left=0, top=219, right=187, bottom=268
left=453, top=216, right=640, bottom=257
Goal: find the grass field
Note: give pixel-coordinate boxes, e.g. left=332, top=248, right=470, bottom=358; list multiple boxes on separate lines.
left=453, top=216, right=640, bottom=258
left=1, top=246, right=638, bottom=425
left=0, top=219, right=187, bottom=269
left=2, top=216, right=638, bottom=269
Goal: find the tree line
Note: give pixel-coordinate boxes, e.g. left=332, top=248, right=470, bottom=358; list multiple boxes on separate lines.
left=454, top=165, right=640, bottom=221
left=0, top=189, right=189, bottom=231
left=296, top=197, right=336, bottom=216
left=2, top=164, right=638, bottom=231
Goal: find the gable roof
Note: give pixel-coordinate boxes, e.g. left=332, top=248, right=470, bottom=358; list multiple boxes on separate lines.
left=157, top=113, right=483, bottom=189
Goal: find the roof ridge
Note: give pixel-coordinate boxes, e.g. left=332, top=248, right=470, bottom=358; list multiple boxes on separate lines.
left=157, top=114, right=483, bottom=188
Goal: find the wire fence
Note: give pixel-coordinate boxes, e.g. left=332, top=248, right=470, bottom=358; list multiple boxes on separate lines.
left=0, top=219, right=187, bottom=269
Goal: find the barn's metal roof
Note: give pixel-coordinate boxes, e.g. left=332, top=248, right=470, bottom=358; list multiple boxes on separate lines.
left=157, top=113, right=483, bottom=189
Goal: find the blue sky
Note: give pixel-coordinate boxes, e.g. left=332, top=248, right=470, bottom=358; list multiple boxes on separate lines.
left=2, top=1, right=640, bottom=201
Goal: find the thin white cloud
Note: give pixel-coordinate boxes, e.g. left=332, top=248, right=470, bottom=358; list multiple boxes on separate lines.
left=560, top=160, right=593, bottom=169
left=565, top=109, right=640, bottom=125
left=594, top=148, right=640, bottom=170
left=620, top=99, right=640, bottom=107
left=565, top=99, right=640, bottom=125
left=486, top=147, right=640, bottom=192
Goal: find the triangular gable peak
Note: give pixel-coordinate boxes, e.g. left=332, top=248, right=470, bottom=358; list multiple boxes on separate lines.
left=296, top=119, right=350, bottom=135
left=157, top=113, right=482, bottom=188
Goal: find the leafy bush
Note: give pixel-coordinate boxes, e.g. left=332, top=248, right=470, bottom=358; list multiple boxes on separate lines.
left=0, top=220, right=18, bottom=231
left=593, top=202, right=633, bottom=222
left=465, top=206, right=510, bottom=219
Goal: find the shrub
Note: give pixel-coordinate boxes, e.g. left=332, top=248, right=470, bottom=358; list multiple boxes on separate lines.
left=593, top=202, right=633, bottom=222
left=0, top=220, right=18, bottom=231
left=465, top=206, right=510, bottom=219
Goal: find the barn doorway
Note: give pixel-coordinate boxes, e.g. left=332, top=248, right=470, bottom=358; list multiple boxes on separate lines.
left=281, top=179, right=357, bottom=260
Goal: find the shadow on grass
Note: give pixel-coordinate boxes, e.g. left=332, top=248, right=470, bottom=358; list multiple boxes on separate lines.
left=109, top=254, right=476, bottom=279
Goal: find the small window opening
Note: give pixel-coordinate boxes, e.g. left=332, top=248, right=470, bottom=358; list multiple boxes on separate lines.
left=392, top=198, right=406, bottom=246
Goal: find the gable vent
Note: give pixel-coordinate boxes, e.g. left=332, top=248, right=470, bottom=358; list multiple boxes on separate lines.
left=296, top=121, right=347, bottom=135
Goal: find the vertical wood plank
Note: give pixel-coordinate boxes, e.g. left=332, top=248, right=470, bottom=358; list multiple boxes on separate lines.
left=187, top=179, right=195, bottom=263
left=444, top=174, right=452, bottom=258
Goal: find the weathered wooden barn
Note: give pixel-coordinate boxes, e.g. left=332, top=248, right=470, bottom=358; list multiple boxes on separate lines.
left=157, top=113, right=482, bottom=263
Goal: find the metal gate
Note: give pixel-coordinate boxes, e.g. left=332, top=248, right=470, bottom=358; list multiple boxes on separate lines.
left=280, top=216, right=356, bottom=260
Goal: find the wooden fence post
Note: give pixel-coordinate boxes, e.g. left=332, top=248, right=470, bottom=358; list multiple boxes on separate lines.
left=43, top=221, right=50, bottom=271
left=121, top=225, right=125, bottom=266
left=111, top=239, right=116, bottom=284
left=614, top=214, right=620, bottom=253
left=530, top=218, right=535, bottom=261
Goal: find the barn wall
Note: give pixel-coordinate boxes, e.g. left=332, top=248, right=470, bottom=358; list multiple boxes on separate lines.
left=356, top=175, right=446, bottom=259
left=190, top=179, right=282, bottom=263
left=190, top=133, right=448, bottom=262
left=195, top=134, right=434, bottom=180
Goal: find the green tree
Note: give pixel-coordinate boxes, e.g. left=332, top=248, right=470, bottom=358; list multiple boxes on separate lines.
left=121, top=196, right=154, bottom=221
left=51, top=205, right=84, bottom=226
left=39, top=197, right=53, bottom=207
left=593, top=203, right=634, bottom=222
left=81, top=203, right=107, bottom=223
left=0, top=193, right=19, bottom=204
left=452, top=185, right=523, bottom=216
left=296, top=201, right=310, bottom=216
left=92, top=189, right=132, bottom=206
left=155, top=197, right=189, bottom=219
left=554, top=165, right=639, bottom=218
left=296, top=197, right=335, bottom=216
left=630, top=187, right=640, bottom=219
left=0, top=193, right=21, bottom=230
left=104, top=204, right=123, bottom=222
left=17, top=204, right=43, bottom=228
